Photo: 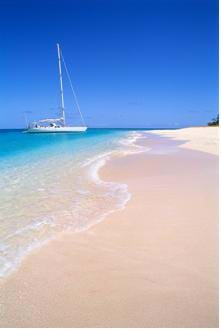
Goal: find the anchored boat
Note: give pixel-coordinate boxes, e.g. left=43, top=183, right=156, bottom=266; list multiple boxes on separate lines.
left=26, top=44, right=87, bottom=133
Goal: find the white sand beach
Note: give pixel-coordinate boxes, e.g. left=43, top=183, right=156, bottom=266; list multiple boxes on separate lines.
left=0, top=127, right=219, bottom=327
left=149, top=127, right=219, bottom=155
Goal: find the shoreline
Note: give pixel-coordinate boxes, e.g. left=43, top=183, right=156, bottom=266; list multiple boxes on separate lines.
left=0, top=127, right=219, bottom=327
left=0, top=130, right=141, bottom=279
left=148, top=127, right=219, bottom=155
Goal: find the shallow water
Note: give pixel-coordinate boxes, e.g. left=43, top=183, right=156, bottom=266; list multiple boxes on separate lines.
left=0, top=128, right=148, bottom=277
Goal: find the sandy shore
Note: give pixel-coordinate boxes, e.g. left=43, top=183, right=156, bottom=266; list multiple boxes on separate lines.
left=0, top=127, right=219, bottom=327
left=149, top=126, right=219, bottom=155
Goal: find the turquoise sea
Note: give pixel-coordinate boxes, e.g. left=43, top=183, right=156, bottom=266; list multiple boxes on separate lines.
left=0, top=128, right=150, bottom=277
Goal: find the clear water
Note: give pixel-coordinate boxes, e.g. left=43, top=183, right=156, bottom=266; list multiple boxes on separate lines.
left=0, top=128, right=146, bottom=278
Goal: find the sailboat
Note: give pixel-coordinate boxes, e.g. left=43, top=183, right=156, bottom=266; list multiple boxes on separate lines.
left=26, top=44, right=87, bottom=133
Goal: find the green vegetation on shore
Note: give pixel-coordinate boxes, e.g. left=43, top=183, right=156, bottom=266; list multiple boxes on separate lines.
left=208, top=115, right=219, bottom=126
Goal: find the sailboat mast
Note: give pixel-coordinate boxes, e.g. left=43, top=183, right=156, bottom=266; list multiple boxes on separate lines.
left=57, top=43, right=65, bottom=125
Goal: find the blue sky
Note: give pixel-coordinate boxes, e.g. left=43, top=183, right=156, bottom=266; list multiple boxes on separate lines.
left=0, top=0, right=218, bottom=128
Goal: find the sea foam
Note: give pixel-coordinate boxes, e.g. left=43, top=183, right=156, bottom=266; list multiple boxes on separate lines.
left=0, top=129, right=147, bottom=278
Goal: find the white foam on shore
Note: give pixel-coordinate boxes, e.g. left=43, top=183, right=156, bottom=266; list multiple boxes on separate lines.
left=79, top=130, right=149, bottom=221
left=119, top=131, right=151, bottom=155
left=5, top=216, right=55, bottom=240
left=0, top=131, right=149, bottom=279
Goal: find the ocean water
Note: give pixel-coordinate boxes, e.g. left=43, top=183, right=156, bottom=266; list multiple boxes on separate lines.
left=0, top=128, right=147, bottom=278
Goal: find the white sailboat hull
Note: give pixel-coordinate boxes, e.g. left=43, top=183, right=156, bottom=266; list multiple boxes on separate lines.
left=24, top=44, right=87, bottom=134
left=26, top=126, right=87, bottom=133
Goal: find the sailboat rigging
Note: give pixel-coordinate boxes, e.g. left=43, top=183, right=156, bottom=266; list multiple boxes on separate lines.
left=26, top=43, right=87, bottom=133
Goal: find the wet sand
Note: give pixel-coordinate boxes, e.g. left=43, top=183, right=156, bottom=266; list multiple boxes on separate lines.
left=0, top=128, right=219, bottom=327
